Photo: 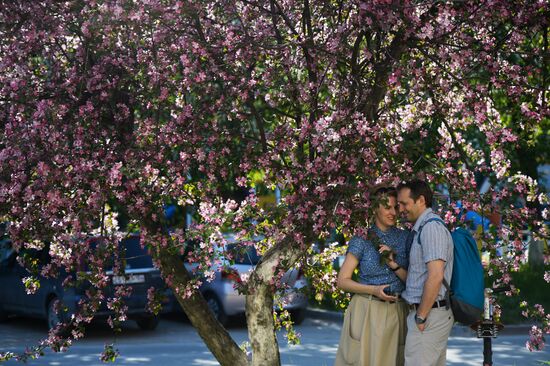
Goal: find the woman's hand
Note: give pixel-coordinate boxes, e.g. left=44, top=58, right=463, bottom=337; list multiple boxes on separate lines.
left=380, top=244, right=408, bottom=282
left=379, top=244, right=397, bottom=267
left=374, top=284, right=397, bottom=302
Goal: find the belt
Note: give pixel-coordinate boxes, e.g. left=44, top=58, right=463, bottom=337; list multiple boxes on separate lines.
left=409, top=300, right=447, bottom=310
left=357, top=293, right=403, bottom=304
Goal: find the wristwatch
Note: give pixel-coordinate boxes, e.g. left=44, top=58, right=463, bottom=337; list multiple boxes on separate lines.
left=414, top=313, right=426, bottom=324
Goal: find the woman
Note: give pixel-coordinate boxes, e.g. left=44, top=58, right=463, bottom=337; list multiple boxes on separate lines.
left=334, top=187, right=409, bottom=366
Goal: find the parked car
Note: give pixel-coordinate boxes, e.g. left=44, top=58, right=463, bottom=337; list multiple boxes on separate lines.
left=0, top=233, right=171, bottom=331
left=174, top=235, right=308, bottom=326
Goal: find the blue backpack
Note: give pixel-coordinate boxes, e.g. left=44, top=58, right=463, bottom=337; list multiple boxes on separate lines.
left=418, top=218, right=484, bottom=325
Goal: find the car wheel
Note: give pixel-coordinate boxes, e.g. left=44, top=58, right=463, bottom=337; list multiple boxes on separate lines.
left=136, top=315, right=159, bottom=330
left=290, top=309, right=306, bottom=325
left=204, top=293, right=228, bottom=326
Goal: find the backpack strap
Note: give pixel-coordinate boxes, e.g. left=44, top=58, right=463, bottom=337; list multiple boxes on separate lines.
left=416, top=217, right=445, bottom=246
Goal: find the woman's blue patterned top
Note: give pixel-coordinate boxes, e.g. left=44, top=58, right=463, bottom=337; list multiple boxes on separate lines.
left=347, top=225, right=409, bottom=294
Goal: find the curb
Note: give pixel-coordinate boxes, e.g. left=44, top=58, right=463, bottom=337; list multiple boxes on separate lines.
left=305, top=307, right=343, bottom=322
left=306, top=307, right=536, bottom=337
left=452, top=324, right=536, bottom=337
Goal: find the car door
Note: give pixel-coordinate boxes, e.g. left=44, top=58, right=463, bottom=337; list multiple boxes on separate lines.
left=11, top=247, right=53, bottom=316
left=0, top=238, right=19, bottom=311
left=115, top=235, right=158, bottom=312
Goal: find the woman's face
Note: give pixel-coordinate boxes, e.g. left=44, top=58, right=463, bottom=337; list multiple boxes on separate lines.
left=374, top=195, right=397, bottom=229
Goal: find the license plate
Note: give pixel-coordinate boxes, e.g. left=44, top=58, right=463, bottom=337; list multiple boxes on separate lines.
left=112, top=274, right=145, bottom=285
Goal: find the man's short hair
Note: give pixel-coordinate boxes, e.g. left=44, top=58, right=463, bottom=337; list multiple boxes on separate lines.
left=397, top=179, right=433, bottom=208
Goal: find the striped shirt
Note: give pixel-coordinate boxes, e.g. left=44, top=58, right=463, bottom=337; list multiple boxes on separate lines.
left=402, top=208, right=454, bottom=304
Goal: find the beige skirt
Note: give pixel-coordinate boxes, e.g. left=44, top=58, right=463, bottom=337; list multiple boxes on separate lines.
left=334, top=294, right=408, bottom=366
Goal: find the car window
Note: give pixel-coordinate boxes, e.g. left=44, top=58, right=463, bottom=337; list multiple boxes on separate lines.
left=121, top=236, right=154, bottom=269
left=18, top=244, right=51, bottom=268
left=0, top=238, right=14, bottom=264
left=226, top=243, right=260, bottom=265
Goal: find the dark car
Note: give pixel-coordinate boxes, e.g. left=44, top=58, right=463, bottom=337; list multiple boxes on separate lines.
left=0, top=233, right=171, bottom=331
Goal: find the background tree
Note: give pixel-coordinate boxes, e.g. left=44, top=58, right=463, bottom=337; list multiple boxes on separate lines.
left=0, top=1, right=548, bottom=365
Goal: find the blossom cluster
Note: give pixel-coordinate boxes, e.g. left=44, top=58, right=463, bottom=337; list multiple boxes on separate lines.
left=0, top=0, right=548, bottom=361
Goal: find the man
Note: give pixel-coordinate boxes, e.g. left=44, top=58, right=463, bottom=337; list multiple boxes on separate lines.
left=397, top=180, right=454, bottom=366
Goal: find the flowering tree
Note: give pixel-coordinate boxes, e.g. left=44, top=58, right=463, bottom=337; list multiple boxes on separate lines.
left=1, top=1, right=548, bottom=365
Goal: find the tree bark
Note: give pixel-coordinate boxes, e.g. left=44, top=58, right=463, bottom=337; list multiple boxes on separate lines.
left=153, top=246, right=249, bottom=366
left=245, top=279, right=280, bottom=366
left=363, top=30, right=408, bottom=121
left=528, top=240, right=545, bottom=269
left=245, top=237, right=304, bottom=366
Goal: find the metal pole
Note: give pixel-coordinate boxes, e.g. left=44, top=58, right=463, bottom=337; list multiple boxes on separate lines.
left=483, top=337, right=492, bottom=366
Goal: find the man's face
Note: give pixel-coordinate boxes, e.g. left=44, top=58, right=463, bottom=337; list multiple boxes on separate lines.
left=397, top=188, right=425, bottom=223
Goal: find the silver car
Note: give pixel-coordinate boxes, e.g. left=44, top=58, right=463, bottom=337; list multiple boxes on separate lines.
left=178, top=235, right=308, bottom=326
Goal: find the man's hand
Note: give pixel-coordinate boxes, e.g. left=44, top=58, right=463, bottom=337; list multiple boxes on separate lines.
left=415, top=313, right=427, bottom=332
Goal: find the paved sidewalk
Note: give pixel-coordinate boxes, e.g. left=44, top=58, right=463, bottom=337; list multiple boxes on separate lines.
left=301, top=308, right=549, bottom=366
left=306, top=307, right=536, bottom=336
left=0, top=311, right=548, bottom=366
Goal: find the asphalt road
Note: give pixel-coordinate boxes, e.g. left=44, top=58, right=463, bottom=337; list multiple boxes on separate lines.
left=0, top=312, right=548, bottom=366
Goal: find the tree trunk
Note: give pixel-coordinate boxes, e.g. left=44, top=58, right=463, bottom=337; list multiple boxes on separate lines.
left=528, top=239, right=545, bottom=269
left=154, top=246, right=249, bottom=366
left=245, top=280, right=280, bottom=366
left=245, top=237, right=304, bottom=366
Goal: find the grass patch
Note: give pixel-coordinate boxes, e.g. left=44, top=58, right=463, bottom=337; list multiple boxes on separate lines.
left=491, top=264, right=550, bottom=325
